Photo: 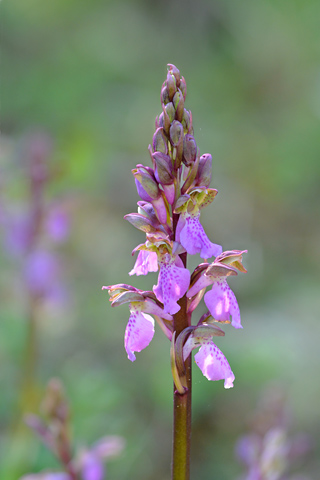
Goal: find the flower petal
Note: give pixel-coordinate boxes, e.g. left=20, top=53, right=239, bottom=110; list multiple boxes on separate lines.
left=124, top=307, right=155, bottom=361
left=153, top=255, right=190, bottom=314
left=204, top=280, right=242, bottom=329
left=179, top=212, right=222, bottom=259
left=194, top=341, right=235, bottom=388
left=129, top=250, right=158, bottom=276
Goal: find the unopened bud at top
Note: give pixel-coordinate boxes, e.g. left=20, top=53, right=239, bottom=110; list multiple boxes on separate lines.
left=167, top=64, right=181, bottom=88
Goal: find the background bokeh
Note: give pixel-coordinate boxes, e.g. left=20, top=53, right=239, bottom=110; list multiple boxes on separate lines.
left=1, top=0, right=320, bottom=478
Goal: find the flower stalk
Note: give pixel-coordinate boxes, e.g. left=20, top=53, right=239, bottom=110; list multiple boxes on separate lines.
left=103, top=64, right=247, bottom=478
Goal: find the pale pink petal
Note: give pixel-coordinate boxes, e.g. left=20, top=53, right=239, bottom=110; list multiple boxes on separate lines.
left=153, top=255, right=190, bottom=314
left=194, top=341, right=235, bottom=388
left=124, top=307, right=155, bottom=361
left=179, top=212, right=222, bottom=259
left=129, top=250, right=158, bottom=276
left=204, top=280, right=242, bottom=329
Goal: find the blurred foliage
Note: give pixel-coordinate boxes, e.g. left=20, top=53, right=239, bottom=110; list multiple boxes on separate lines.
left=1, top=0, right=320, bottom=479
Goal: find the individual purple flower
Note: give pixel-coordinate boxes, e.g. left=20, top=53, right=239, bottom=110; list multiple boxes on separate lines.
left=103, top=286, right=173, bottom=361
left=124, top=303, right=155, bottom=361
left=188, top=251, right=247, bottom=329
left=175, top=189, right=222, bottom=259
left=183, top=333, right=235, bottom=388
left=176, top=209, right=222, bottom=259
left=153, top=252, right=190, bottom=315
left=129, top=250, right=158, bottom=276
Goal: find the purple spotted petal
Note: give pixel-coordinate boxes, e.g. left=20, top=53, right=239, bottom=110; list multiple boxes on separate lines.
left=153, top=254, right=190, bottom=314
left=129, top=250, right=158, bottom=276
left=178, top=212, right=222, bottom=259
left=204, top=280, right=242, bottom=329
left=194, top=341, right=235, bottom=388
left=125, top=306, right=155, bottom=361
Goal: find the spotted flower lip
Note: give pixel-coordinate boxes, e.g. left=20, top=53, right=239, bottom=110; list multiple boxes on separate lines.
left=153, top=252, right=191, bottom=315
left=183, top=331, right=235, bottom=388
left=176, top=210, right=222, bottom=259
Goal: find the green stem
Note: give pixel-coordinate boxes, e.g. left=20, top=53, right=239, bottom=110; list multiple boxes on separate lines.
left=171, top=243, right=192, bottom=480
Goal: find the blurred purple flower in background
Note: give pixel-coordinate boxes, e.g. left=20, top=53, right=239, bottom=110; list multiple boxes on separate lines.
left=235, top=385, right=313, bottom=480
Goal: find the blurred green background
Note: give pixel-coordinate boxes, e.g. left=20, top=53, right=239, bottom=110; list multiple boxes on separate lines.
left=1, top=0, right=320, bottom=478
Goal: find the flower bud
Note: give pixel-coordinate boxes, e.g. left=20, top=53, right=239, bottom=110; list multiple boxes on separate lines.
left=169, top=121, right=184, bottom=147
left=173, top=89, right=184, bottom=122
left=167, top=64, right=180, bottom=88
left=182, top=134, right=197, bottom=166
left=182, top=109, right=190, bottom=133
left=124, top=213, right=158, bottom=233
left=166, top=72, right=177, bottom=101
left=133, top=166, right=160, bottom=201
left=161, top=85, right=170, bottom=105
left=165, top=102, right=175, bottom=123
left=152, top=152, right=173, bottom=185
left=152, top=127, right=168, bottom=154
left=196, top=153, right=212, bottom=187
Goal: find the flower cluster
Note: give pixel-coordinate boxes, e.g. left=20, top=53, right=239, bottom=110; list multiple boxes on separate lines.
left=103, top=65, right=247, bottom=390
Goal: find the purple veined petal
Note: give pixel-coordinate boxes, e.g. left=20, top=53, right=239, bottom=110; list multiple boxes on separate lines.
left=81, top=451, right=105, bottom=480
left=204, top=280, right=242, bottom=329
left=179, top=212, right=222, bottom=259
left=124, top=305, right=155, bottom=361
left=194, top=341, right=235, bottom=388
left=153, top=254, right=190, bottom=314
left=129, top=250, right=158, bottom=276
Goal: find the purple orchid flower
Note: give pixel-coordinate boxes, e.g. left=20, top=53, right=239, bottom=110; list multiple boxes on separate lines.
left=153, top=252, right=190, bottom=315
left=183, top=333, right=235, bottom=388
left=176, top=209, right=222, bottom=259
left=129, top=250, right=158, bottom=276
left=188, top=252, right=247, bottom=329
left=103, top=286, right=173, bottom=361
